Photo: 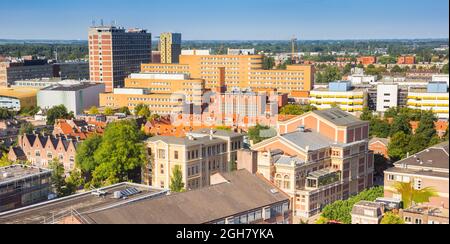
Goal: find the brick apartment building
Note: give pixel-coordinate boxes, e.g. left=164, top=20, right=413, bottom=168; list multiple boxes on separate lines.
left=9, top=133, right=79, bottom=173
left=384, top=141, right=449, bottom=209
left=397, top=56, right=416, bottom=65
left=146, top=129, right=244, bottom=189
left=241, top=108, right=374, bottom=218
left=357, top=56, right=377, bottom=66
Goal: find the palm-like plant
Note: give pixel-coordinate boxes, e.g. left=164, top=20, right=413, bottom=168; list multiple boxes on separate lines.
left=393, top=182, right=438, bottom=209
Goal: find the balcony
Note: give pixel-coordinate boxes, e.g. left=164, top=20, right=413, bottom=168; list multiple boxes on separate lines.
left=305, top=169, right=341, bottom=190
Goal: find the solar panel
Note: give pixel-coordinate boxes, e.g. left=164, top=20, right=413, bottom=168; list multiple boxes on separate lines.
left=120, top=187, right=141, bottom=197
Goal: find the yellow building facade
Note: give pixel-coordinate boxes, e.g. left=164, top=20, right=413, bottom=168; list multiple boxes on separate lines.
left=141, top=52, right=314, bottom=98
left=99, top=73, right=205, bottom=115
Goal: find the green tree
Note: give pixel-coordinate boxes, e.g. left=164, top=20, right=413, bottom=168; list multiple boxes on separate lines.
left=280, top=104, right=316, bottom=115
left=64, top=170, right=84, bottom=196
left=48, top=159, right=67, bottom=197
left=388, top=131, right=411, bottom=162
left=381, top=212, right=405, bottom=224
left=378, top=56, right=396, bottom=65
left=88, top=106, right=99, bottom=115
left=390, top=114, right=411, bottom=136
left=441, top=63, right=449, bottom=74
left=0, top=108, right=14, bottom=120
left=315, top=66, right=342, bottom=83
left=342, top=63, right=352, bottom=75
left=215, top=126, right=231, bottom=131
left=104, top=107, right=114, bottom=116
left=370, top=118, right=391, bottom=138
left=319, top=187, right=384, bottom=224
left=248, top=124, right=276, bottom=144
left=0, top=154, right=14, bottom=167
left=393, top=182, right=438, bottom=209
left=19, top=106, right=40, bottom=116
left=360, top=107, right=373, bottom=121
left=137, top=104, right=151, bottom=118
left=390, top=65, right=404, bottom=73
left=262, top=56, right=275, bottom=70
left=46, top=105, right=71, bottom=125
left=90, top=120, right=146, bottom=187
left=19, top=122, right=34, bottom=135
left=75, top=134, right=102, bottom=177
left=118, top=107, right=131, bottom=116
left=170, top=165, right=185, bottom=192
left=134, top=104, right=146, bottom=116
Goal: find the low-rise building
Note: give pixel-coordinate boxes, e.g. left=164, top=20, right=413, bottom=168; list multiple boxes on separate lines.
left=146, top=129, right=244, bottom=189
left=407, top=82, right=449, bottom=120
left=351, top=201, right=385, bottom=224
left=99, top=73, right=205, bottom=115
left=37, top=81, right=105, bottom=115
left=309, top=81, right=366, bottom=115
left=0, top=87, right=38, bottom=111
left=0, top=182, right=166, bottom=224
left=0, top=165, right=52, bottom=213
left=357, top=56, right=377, bottom=66
left=53, top=119, right=106, bottom=140
left=0, top=60, right=53, bottom=87
left=369, top=138, right=390, bottom=159
left=397, top=56, right=416, bottom=65
left=9, top=133, right=80, bottom=173
left=400, top=206, right=449, bottom=224
left=384, top=141, right=449, bottom=209
left=0, top=170, right=291, bottom=224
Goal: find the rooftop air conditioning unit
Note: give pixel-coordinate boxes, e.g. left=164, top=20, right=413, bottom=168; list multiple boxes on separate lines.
left=113, top=191, right=122, bottom=199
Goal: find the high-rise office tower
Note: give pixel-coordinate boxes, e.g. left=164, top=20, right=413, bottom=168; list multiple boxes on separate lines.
left=159, top=33, right=182, bottom=64
left=88, top=25, right=152, bottom=92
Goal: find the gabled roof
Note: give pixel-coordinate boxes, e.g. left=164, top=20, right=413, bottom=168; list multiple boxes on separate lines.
left=369, top=137, right=390, bottom=146
left=10, top=147, right=26, bottom=159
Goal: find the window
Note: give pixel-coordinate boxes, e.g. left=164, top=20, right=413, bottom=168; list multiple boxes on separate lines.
left=174, top=151, right=179, bottom=160
left=388, top=174, right=395, bottom=181
left=158, top=149, right=166, bottom=159
left=414, top=178, right=422, bottom=190
left=283, top=175, right=290, bottom=189
left=160, top=164, right=164, bottom=174
left=364, top=210, right=375, bottom=217
left=415, top=218, right=423, bottom=224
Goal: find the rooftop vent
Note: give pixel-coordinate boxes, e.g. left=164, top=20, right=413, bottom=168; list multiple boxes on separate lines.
left=298, top=126, right=306, bottom=133
left=270, top=189, right=279, bottom=194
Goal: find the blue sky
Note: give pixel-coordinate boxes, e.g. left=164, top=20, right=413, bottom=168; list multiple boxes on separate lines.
left=0, top=0, right=448, bottom=40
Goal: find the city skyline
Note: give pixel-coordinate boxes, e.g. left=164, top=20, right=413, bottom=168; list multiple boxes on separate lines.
left=0, top=0, right=449, bottom=40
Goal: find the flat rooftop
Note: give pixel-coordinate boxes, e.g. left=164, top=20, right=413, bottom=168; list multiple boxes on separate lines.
left=403, top=206, right=449, bottom=218
left=281, top=130, right=335, bottom=151
left=80, top=170, right=289, bottom=224
left=0, top=183, right=167, bottom=224
left=0, top=165, right=51, bottom=185
left=313, top=108, right=366, bottom=127
left=41, top=82, right=102, bottom=91
left=393, top=141, right=449, bottom=171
